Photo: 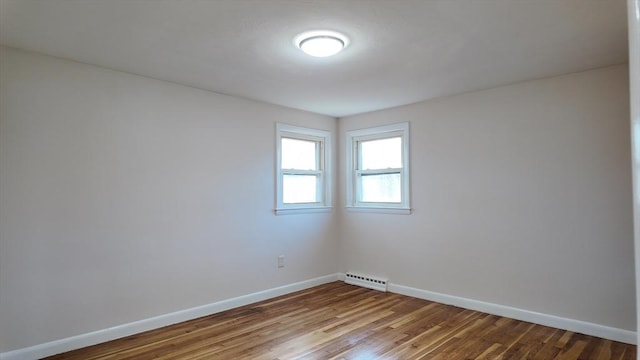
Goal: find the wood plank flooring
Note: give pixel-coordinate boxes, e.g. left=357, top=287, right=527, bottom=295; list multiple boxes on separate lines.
left=45, top=282, right=636, bottom=359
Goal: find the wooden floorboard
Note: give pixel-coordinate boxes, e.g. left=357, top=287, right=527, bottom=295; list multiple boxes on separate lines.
left=44, top=282, right=636, bottom=359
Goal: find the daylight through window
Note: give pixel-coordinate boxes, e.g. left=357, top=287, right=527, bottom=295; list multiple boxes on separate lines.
left=346, top=123, right=410, bottom=213
left=276, top=124, right=331, bottom=214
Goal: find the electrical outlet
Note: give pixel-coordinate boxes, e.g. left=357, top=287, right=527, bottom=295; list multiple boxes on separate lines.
left=277, top=255, right=285, bottom=268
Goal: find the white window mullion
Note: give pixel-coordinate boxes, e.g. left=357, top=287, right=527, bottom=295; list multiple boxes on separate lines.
left=357, top=168, right=402, bottom=176
left=345, top=122, right=410, bottom=214
left=282, top=169, right=323, bottom=176
left=275, top=123, right=332, bottom=215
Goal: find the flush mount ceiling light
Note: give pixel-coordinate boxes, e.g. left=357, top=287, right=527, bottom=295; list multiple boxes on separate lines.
left=294, top=30, right=349, bottom=57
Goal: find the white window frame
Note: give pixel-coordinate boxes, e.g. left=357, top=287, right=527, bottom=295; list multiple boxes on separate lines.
left=275, top=123, right=332, bottom=215
left=345, top=122, right=411, bottom=214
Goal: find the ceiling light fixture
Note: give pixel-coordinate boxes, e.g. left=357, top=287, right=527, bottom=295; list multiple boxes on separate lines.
left=294, top=30, right=349, bottom=58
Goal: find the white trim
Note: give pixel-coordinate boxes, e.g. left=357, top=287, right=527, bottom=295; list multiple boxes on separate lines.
left=387, top=282, right=637, bottom=345
left=275, top=123, right=332, bottom=213
left=0, top=274, right=341, bottom=360
left=345, top=122, right=410, bottom=212
left=4, top=273, right=632, bottom=360
left=345, top=206, right=411, bottom=215
left=274, top=206, right=333, bottom=215
left=627, top=0, right=640, bottom=349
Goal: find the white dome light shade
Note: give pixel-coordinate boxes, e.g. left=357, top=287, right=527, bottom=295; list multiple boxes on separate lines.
left=295, top=30, right=349, bottom=57
left=299, top=36, right=344, bottom=57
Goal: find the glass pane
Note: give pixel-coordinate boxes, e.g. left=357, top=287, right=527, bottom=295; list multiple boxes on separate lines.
left=360, top=137, right=402, bottom=170
left=359, top=173, right=401, bottom=203
left=283, top=175, right=318, bottom=203
left=282, top=138, right=317, bottom=170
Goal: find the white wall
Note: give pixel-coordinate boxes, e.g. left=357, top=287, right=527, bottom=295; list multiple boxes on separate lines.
left=627, top=0, right=640, bottom=351
left=0, top=44, right=635, bottom=355
left=338, top=64, right=635, bottom=331
left=0, top=46, right=338, bottom=352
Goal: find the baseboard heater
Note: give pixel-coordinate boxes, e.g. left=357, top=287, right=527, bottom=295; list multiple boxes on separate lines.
left=344, top=272, right=388, bottom=292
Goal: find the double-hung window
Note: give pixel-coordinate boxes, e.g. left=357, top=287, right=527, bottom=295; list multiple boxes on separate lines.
left=346, top=122, right=410, bottom=214
left=275, top=123, right=331, bottom=214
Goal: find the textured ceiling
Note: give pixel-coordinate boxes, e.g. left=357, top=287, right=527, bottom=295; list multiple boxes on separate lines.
left=0, top=0, right=629, bottom=117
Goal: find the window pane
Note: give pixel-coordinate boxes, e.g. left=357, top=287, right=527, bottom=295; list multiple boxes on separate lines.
left=282, top=138, right=317, bottom=170
left=283, top=175, right=318, bottom=203
left=359, top=173, right=401, bottom=203
left=360, top=137, right=402, bottom=170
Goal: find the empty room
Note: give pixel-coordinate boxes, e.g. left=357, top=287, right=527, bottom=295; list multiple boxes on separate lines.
left=1, top=0, right=639, bottom=359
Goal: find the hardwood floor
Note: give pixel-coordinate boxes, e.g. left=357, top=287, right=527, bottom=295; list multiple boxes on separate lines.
left=45, top=282, right=636, bottom=359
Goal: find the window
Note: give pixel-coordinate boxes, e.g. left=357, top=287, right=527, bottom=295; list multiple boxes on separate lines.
left=346, top=122, right=410, bottom=214
left=275, top=123, right=331, bottom=214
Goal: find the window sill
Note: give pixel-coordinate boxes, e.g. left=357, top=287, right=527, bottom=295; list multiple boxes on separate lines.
left=274, top=207, right=333, bottom=215
left=345, top=206, right=412, bottom=215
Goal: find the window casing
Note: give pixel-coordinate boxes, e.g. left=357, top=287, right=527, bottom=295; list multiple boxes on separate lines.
left=346, top=122, right=410, bottom=214
left=275, top=123, right=331, bottom=214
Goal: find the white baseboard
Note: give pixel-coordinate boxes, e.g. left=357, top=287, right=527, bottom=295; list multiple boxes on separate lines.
left=0, top=273, right=340, bottom=360
left=3, top=274, right=633, bottom=360
left=387, top=282, right=637, bottom=345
